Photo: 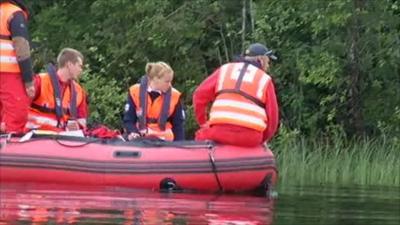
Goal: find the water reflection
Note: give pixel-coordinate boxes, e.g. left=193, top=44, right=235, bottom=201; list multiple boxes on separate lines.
left=2, top=183, right=397, bottom=225
left=0, top=183, right=274, bottom=225
left=275, top=185, right=400, bottom=225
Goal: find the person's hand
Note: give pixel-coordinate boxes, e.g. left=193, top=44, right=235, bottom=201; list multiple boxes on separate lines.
left=24, top=82, right=35, bottom=99
left=66, top=120, right=80, bottom=131
left=0, top=122, right=6, bottom=132
left=200, top=122, right=210, bottom=128
left=127, top=132, right=141, bottom=141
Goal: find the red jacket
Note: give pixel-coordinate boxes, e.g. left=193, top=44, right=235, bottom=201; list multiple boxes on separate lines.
left=193, top=63, right=279, bottom=142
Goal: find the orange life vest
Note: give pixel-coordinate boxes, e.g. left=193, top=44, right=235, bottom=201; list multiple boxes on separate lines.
left=129, top=77, right=181, bottom=141
left=209, top=62, right=271, bottom=131
left=0, top=2, right=27, bottom=74
left=26, top=72, right=85, bottom=131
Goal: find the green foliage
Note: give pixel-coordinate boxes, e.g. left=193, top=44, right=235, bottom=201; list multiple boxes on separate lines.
left=273, top=135, right=400, bottom=186
left=254, top=0, right=400, bottom=137
left=79, top=67, right=126, bottom=128
left=27, top=0, right=399, bottom=138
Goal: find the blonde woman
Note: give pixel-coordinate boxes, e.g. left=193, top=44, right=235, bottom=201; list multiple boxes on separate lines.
left=123, top=62, right=185, bottom=141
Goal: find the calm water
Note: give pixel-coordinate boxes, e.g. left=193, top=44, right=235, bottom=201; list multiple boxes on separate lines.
left=0, top=183, right=399, bottom=225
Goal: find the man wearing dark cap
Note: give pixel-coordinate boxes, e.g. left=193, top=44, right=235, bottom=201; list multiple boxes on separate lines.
left=0, top=0, right=35, bottom=133
left=193, top=43, right=279, bottom=147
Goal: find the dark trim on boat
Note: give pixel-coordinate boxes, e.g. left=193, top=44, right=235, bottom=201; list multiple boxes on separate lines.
left=0, top=154, right=276, bottom=174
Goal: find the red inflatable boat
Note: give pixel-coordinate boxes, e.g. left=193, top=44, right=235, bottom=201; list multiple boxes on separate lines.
left=0, top=133, right=277, bottom=193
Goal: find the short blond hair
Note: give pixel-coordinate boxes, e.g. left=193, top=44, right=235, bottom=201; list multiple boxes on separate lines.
left=145, top=61, right=173, bottom=79
left=57, top=48, right=84, bottom=68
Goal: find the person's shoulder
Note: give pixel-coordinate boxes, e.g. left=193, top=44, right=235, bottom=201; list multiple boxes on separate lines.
left=38, top=72, right=48, bottom=77
left=171, top=87, right=181, bottom=95
left=223, top=61, right=238, bottom=67
left=72, top=80, right=85, bottom=91
left=1, top=2, right=21, bottom=11
left=36, top=72, right=50, bottom=81
left=129, top=83, right=140, bottom=92
left=127, top=84, right=141, bottom=98
left=2, top=2, right=25, bottom=18
left=263, top=72, right=273, bottom=79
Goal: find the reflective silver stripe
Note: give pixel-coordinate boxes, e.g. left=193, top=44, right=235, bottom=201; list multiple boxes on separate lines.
left=0, top=56, right=17, bottom=63
left=146, top=128, right=173, bottom=140
left=217, top=64, right=229, bottom=91
left=232, top=63, right=257, bottom=83
left=257, top=74, right=270, bottom=99
left=25, top=121, right=41, bottom=129
left=77, top=118, right=87, bottom=127
left=0, top=42, right=14, bottom=50
left=229, top=63, right=245, bottom=80
left=210, top=111, right=266, bottom=129
left=212, top=99, right=266, bottom=117
left=28, top=115, right=59, bottom=127
left=243, top=65, right=258, bottom=82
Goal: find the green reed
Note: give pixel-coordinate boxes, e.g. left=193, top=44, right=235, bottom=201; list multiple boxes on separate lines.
left=272, top=136, right=400, bottom=187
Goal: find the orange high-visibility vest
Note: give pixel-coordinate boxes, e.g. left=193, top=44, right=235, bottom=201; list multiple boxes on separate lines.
left=209, top=62, right=271, bottom=131
left=0, top=2, right=27, bottom=74
left=129, top=82, right=181, bottom=141
left=26, top=73, right=85, bottom=131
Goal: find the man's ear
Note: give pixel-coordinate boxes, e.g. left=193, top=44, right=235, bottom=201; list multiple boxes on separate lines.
left=67, top=61, right=74, bottom=68
left=257, top=57, right=265, bottom=68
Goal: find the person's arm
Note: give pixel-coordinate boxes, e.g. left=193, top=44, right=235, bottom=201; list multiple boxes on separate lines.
left=122, top=94, right=140, bottom=135
left=76, top=89, right=89, bottom=128
left=32, top=74, right=41, bottom=100
left=9, top=11, right=34, bottom=98
left=263, top=79, right=279, bottom=142
left=192, top=69, right=220, bottom=126
left=170, top=99, right=185, bottom=141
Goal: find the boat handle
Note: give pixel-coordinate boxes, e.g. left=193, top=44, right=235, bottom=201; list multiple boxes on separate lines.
left=114, top=151, right=141, bottom=158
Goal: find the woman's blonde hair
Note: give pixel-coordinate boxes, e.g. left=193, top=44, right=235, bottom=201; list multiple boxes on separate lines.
left=145, top=61, right=173, bottom=79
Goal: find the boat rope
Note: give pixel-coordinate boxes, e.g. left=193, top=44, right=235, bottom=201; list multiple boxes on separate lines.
left=4, top=132, right=216, bottom=150
left=208, top=147, right=224, bottom=192
left=6, top=133, right=102, bottom=148
left=136, top=139, right=215, bottom=149
left=54, top=138, right=100, bottom=148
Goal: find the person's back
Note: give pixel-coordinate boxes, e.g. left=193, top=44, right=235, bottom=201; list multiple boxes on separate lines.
left=193, top=43, right=279, bottom=147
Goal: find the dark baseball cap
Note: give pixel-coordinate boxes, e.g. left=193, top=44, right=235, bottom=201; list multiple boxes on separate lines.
left=245, top=43, right=277, bottom=60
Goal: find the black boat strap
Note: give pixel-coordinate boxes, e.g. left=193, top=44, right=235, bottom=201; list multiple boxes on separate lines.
left=69, top=81, right=77, bottom=119
left=47, top=64, right=63, bottom=127
left=158, top=87, right=171, bottom=131
left=208, top=148, right=224, bottom=192
left=138, top=76, right=172, bottom=131
left=0, top=34, right=11, bottom=40
left=138, top=76, right=148, bottom=131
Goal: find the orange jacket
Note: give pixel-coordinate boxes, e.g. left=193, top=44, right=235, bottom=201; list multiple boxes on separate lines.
left=27, top=72, right=86, bottom=131
left=0, top=1, right=27, bottom=74
left=209, top=62, right=269, bottom=131
left=129, top=80, right=181, bottom=141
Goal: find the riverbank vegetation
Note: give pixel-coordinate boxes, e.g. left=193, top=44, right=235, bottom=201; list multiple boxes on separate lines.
left=273, top=127, right=399, bottom=187
left=26, top=1, right=399, bottom=185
